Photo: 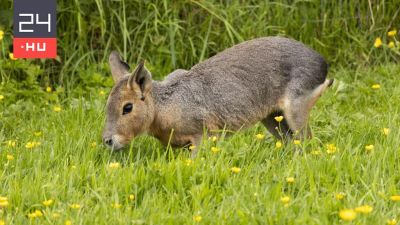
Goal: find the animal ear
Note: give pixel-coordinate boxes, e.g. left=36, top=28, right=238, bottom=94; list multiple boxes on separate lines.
left=128, top=60, right=152, bottom=100
left=109, top=51, right=130, bottom=82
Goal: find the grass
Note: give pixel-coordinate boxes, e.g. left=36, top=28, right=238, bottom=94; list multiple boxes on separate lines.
left=0, top=0, right=400, bottom=224
left=1, top=63, right=400, bottom=224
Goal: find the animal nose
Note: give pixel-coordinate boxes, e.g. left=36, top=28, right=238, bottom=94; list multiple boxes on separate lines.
left=104, top=138, right=113, bottom=146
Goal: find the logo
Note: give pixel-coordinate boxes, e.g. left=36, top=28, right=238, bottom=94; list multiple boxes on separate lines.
left=13, top=0, right=57, bottom=58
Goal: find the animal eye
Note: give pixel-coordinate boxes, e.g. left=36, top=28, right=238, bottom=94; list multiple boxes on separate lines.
left=122, top=103, right=133, bottom=115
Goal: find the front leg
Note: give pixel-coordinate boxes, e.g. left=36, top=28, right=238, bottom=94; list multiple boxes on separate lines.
left=189, top=134, right=203, bottom=158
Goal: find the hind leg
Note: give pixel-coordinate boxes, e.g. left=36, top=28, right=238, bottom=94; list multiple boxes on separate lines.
left=283, top=80, right=331, bottom=139
left=262, top=112, right=292, bottom=139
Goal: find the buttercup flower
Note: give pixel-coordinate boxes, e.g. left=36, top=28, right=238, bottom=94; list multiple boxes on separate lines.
left=326, top=144, right=337, bottom=154
left=388, top=41, right=395, bottom=48
left=274, top=116, right=284, bottom=122
left=99, top=90, right=105, bottom=96
left=0, top=219, right=4, bottom=225
left=355, top=205, right=373, bottom=214
left=280, top=196, right=290, bottom=204
left=28, top=210, right=43, bottom=218
left=293, top=140, right=301, bottom=145
left=34, top=131, right=42, bottom=136
left=189, top=145, right=196, bottom=151
left=210, top=136, right=218, bottom=142
left=6, top=155, right=14, bottom=161
left=374, top=38, right=382, bottom=48
left=193, top=215, right=202, bottom=222
left=185, top=159, right=193, bottom=166
left=275, top=141, right=282, bottom=148
left=382, top=128, right=390, bottom=136
left=0, top=30, right=4, bottom=41
left=108, top=162, right=121, bottom=169
left=69, top=204, right=81, bottom=209
left=9, top=53, right=17, bottom=60
left=211, top=147, right=220, bottom=153
left=311, top=150, right=321, bottom=155
left=390, top=195, right=400, bottom=201
left=0, top=196, right=9, bottom=208
left=339, top=209, right=357, bottom=221
left=111, top=203, right=122, bottom=209
left=365, top=144, right=374, bottom=151
left=335, top=192, right=346, bottom=200
left=231, top=167, right=241, bottom=173
left=46, top=87, right=52, bottom=93
left=53, top=106, right=62, bottom=112
left=65, top=220, right=72, bottom=225
left=43, top=199, right=54, bottom=206
left=90, top=142, right=97, bottom=148
left=372, top=84, right=381, bottom=89
left=388, top=29, right=397, bottom=37
left=0, top=95, right=4, bottom=101
left=129, top=194, right=135, bottom=200
left=25, top=141, right=41, bottom=149
left=255, top=133, right=265, bottom=140
left=6, top=140, right=16, bottom=147
left=387, top=219, right=397, bottom=225
left=286, top=177, right=295, bottom=183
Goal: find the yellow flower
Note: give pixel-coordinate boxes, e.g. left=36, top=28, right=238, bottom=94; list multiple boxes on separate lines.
left=335, top=192, right=346, bottom=200
left=280, top=196, right=290, bottom=204
left=390, top=195, right=400, bottom=201
left=65, top=220, right=72, bottom=225
left=34, top=131, right=42, bottom=136
left=311, top=150, right=321, bottom=155
left=46, top=87, right=52, bottom=93
left=28, top=210, right=43, bottom=218
left=286, top=177, right=295, bottom=183
left=365, top=144, right=374, bottom=151
left=53, top=106, right=62, bottom=112
left=388, top=29, right=397, bottom=37
left=42, top=199, right=54, bottom=206
left=111, top=203, right=122, bottom=209
left=339, top=209, right=357, bottom=221
left=25, top=142, right=37, bottom=149
left=372, top=84, right=381, bottom=89
left=0, top=95, right=4, bottom=101
left=9, top=53, right=17, bottom=60
left=193, top=215, right=202, bottom=222
left=388, top=41, right=395, bottom=48
left=0, top=219, right=4, bottom=225
left=129, top=194, right=135, bottom=200
left=382, top=128, right=390, bottom=136
left=189, top=145, right=196, bottom=151
left=0, top=30, right=4, bottom=41
left=275, top=141, right=282, bottom=148
left=71, top=165, right=77, bottom=169
left=355, top=205, right=373, bottom=214
left=255, top=133, right=265, bottom=140
left=374, top=37, right=382, bottom=48
left=69, top=204, right=81, bottom=209
left=99, top=90, right=105, bottom=96
left=210, top=136, right=218, bottom=142
left=231, top=167, right=241, bottom=174
left=387, top=219, right=397, bottom=225
left=274, top=116, right=284, bottom=122
left=0, top=198, right=9, bottom=207
left=326, top=144, right=337, bottom=154
left=6, top=154, right=14, bottom=161
left=6, top=140, right=16, bottom=147
left=90, top=142, right=97, bottom=148
left=108, top=162, right=121, bottom=169
left=211, top=147, right=220, bottom=153
left=185, top=159, right=193, bottom=166
left=293, top=140, right=301, bottom=145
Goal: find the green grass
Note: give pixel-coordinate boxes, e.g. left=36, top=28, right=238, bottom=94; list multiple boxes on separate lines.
left=1, top=0, right=400, bottom=224
left=1, top=64, right=400, bottom=224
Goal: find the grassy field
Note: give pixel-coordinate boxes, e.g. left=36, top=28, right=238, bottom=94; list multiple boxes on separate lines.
left=1, top=0, right=400, bottom=224
left=1, top=64, right=400, bottom=224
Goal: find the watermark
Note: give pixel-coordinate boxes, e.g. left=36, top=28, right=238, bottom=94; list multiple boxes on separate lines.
left=13, top=0, right=57, bottom=58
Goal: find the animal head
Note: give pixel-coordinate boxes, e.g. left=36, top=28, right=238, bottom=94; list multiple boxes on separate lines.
left=102, top=51, right=155, bottom=150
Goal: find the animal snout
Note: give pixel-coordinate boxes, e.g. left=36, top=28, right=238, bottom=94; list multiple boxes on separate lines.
left=103, top=137, right=113, bottom=146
